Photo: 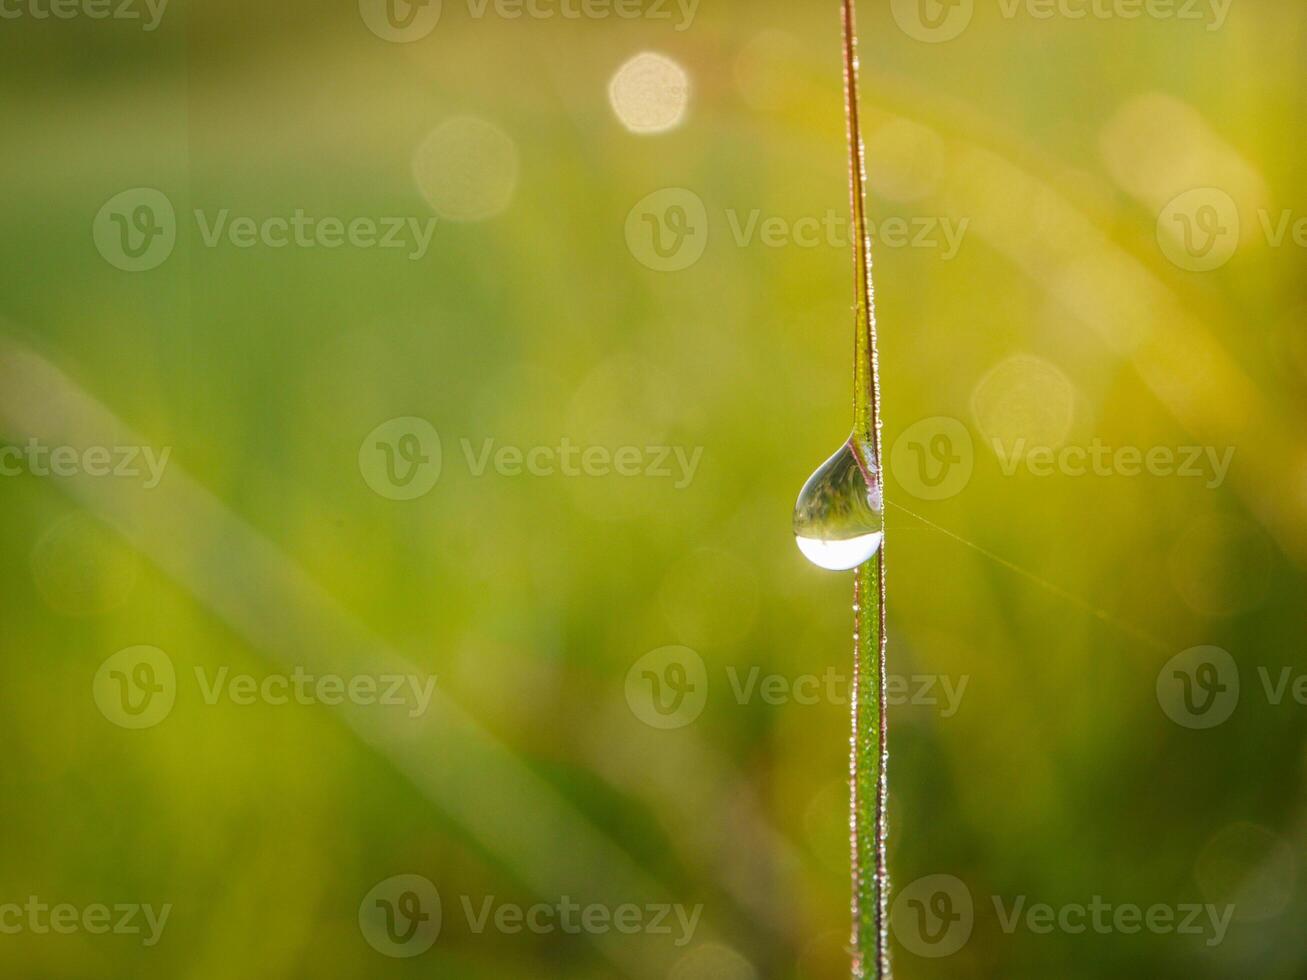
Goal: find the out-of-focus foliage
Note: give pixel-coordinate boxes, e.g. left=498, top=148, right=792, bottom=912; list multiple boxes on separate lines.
left=1, top=1, right=1304, bottom=977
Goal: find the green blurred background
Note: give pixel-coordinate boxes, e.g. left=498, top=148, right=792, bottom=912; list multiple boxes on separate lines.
left=2, top=0, right=1305, bottom=976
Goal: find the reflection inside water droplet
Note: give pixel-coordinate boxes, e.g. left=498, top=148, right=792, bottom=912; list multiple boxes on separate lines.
left=793, top=437, right=884, bottom=571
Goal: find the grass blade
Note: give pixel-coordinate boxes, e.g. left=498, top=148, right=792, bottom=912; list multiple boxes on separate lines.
left=840, top=1, right=890, bottom=976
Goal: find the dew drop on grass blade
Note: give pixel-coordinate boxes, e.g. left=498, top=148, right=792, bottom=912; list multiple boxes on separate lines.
left=789, top=1, right=890, bottom=975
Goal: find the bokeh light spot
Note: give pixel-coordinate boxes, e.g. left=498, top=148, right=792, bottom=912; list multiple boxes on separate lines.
left=971, top=354, right=1077, bottom=456
left=413, top=116, right=519, bottom=222
left=609, top=52, right=690, bottom=134
left=1195, top=822, right=1296, bottom=923
left=670, top=942, right=757, bottom=980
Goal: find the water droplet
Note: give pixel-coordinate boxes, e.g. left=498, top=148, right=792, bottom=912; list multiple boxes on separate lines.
left=793, top=437, right=884, bottom=571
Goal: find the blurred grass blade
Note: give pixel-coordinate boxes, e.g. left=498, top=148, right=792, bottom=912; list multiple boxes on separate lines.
left=0, top=332, right=712, bottom=979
